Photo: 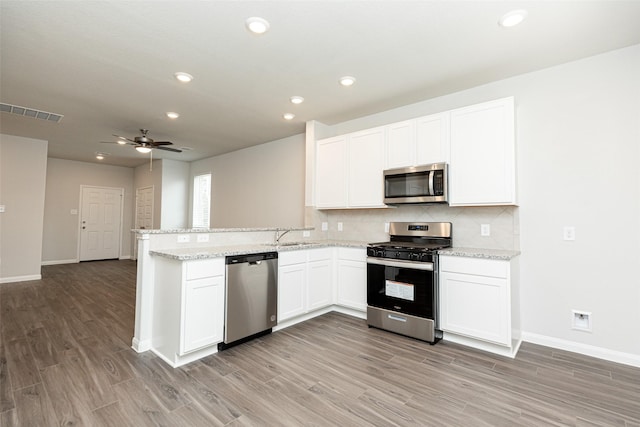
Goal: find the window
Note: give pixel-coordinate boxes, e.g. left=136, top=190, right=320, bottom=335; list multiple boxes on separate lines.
left=192, top=173, right=211, bottom=228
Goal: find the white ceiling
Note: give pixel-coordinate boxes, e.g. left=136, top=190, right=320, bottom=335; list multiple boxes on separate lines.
left=1, top=1, right=639, bottom=168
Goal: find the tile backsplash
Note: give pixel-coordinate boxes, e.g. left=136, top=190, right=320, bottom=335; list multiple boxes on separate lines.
left=305, top=205, right=519, bottom=250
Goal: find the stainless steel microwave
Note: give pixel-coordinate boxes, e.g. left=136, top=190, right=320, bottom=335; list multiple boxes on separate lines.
left=383, top=163, right=448, bottom=205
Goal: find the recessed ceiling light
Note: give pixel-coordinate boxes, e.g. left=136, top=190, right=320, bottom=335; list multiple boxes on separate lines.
left=136, top=146, right=152, bottom=154
left=339, top=76, right=356, bottom=87
left=290, top=96, right=304, bottom=105
left=117, top=138, right=127, bottom=145
left=95, top=152, right=109, bottom=160
left=166, top=112, right=180, bottom=119
left=499, top=10, right=528, bottom=27
left=174, top=72, right=194, bottom=83
left=246, top=17, right=270, bottom=34
left=283, top=113, right=295, bottom=120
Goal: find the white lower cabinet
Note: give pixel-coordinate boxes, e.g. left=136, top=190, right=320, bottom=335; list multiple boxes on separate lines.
left=181, top=274, right=224, bottom=354
left=336, top=248, right=367, bottom=312
left=152, top=257, right=225, bottom=367
left=439, top=255, right=520, bottom=357
left=278, top=248, right=333, bottom=323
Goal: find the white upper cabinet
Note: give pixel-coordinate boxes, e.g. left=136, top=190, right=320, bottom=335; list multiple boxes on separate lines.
left=449, top=97, right=516, bottom=206
left=316, top=128, right=386, bottom=209
left=386, top=113, right=450, bottom=169
left=315, top=135, right=348, bottom=208
left=416, top=112, right=450, bottom=165
left=348, top=127, right=386, bottom=207
left=386, top=120, right=415, bottom=169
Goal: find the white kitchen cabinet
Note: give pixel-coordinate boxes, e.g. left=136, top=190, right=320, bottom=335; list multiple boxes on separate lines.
left=449, top=97, right=516, bottom=206
left=386, top=120, right=415, bottom=169
left=386, top=113, right=450, bottom=169
left=348, top=127, right=386, bottom=207
left=152, top=257, right=225, bottom=367
left=439, top=255, right=520, bottom=356
left=315, top=128, right=386, bottom=209
left=278, top=248, right=334, bottom=323
left=336, top=248, right=367, bottom=312
left=181, top=274, right=224, bottom=354
left=415, top=112, right=450, bottom=165
left=278, top=263, right=306, bottom=321
left=315, top=135, right=348, bottom=208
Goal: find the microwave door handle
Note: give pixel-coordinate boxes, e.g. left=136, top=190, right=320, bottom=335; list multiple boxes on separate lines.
left=428, top=171, right=434, bottom=196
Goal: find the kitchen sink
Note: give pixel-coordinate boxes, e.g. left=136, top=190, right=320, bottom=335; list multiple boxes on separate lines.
left=277, top=242, right=307, bottom=247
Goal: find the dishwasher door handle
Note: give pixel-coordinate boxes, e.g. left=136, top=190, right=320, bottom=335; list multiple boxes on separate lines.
left=249, top=260, right=262, bottom=266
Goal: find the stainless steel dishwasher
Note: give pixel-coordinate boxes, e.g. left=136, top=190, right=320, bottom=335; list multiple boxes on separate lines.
left=219, top=251, right=278, bottom=350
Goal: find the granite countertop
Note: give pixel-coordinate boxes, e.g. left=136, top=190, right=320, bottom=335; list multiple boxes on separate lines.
left=133, top=226, right=313, bottom=234
left=150, top=240, right=369, bottom=261
left=438, top=247, right=520, bottom=260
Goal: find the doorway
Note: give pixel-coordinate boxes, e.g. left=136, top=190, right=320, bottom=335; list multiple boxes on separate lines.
left=79, top=186, right=123, bottom=261
left=133, top=186, right=154, bottom=260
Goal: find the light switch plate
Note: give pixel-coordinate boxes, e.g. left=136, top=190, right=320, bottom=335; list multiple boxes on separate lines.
left=337, top=222, right=343, bottom=231
left=197, top=234, right=209, bottom=242
left=481, top=224, right=490, bottom=236
left=321, top=222, right=328, bottom=231
left=177, top=235, right=190, bottom=243
left=563, top=226, right=576, bottom=241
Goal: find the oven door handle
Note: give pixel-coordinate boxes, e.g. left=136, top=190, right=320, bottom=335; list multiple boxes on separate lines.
left=367, top=257, right=433, bottom=271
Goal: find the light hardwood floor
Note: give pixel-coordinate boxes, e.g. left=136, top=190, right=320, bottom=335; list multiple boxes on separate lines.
left=1, top=260, right=639, bottom=426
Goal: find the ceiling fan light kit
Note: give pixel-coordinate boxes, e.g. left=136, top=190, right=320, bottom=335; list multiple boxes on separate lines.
left=135, top=146, right=152, bottom=154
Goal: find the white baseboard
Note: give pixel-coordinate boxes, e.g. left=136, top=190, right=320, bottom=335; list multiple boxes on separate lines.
left=131, top=337, right=152, bottom=353
left=522, top=332, right=640, bottom=368
left=0, top=274, right=42, bottom=284
left=119, top=255, right=131, bottom=260
left=41, top=259, right=78, bottom=266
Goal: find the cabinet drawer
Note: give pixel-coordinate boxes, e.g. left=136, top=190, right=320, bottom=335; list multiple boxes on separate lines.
left=439, top=256, right=508, bottom=278
left=279, top=250, right=308, bottom=266
left=337, top=247, right=366, bottom=262
left=186, top=258, right=225, bottom=280
left=307, top=247, right=333, bottom=262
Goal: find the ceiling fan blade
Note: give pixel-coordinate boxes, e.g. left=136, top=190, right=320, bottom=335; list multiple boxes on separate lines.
left=152, top=141, right=173, bottom=146
left=155, top=146, right=182, bottom=153
left=100, top=141, right=136, bottom=146
left=112, top=134, right=136, bottom=143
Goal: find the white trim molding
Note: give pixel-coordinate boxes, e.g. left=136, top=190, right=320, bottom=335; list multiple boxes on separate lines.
left=0, top=274, right=42, bottom=284
left=522, top=332, right=640, bottom=368
left=41, top=259, right=78, bottom=266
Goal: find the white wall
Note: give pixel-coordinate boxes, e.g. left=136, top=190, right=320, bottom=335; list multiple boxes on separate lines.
left=312, top=44, right=640, bottom=362
left=42, top=158, right=135, bottom=263
left=191, top=134, right=305, bottom=228
left=0, top=134, right=48, bottom=282
left=160, top=159, right=190, bottom=229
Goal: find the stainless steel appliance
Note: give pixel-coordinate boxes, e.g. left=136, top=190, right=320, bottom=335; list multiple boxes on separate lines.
left=383, top=162, right=448, bottom=205
left=219, top=251, right=278, bottom=350
left=367, top=222, right=452, bottom=343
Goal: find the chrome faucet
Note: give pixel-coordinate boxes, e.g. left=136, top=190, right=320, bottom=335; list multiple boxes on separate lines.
left=275, top=229, right=291, bottom=245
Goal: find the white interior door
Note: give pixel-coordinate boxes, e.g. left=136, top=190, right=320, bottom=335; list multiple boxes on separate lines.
left=133, top=186, right=154, bottom=260
left=79, top=186, right=123, bottom=261
left=135, top=186, right=154, bottom=230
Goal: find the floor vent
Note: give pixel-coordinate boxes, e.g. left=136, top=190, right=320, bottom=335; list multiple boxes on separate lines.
left=0, top=102, right=64, bottom=123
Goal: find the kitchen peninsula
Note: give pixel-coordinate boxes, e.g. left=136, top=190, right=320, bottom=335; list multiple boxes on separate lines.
left=132, top=226, right=519, bottom=368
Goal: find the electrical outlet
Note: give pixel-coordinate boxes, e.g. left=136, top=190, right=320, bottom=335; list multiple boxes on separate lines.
left=177, top=235, right=190, bottom=243
left=197, top=234, right=209, bottom=243
left=572, top=310, right=592, bottom=332
left=563, top=226, right=576, bottom=241
left=321, top=222, right=328, bottom=231
left=0, top=205, right=5, bottom=213
left=303, top=230, right=311, bottom=238
left=481, top=224, right=491, bottom=236
left=337, top=222, right=343, bottom=232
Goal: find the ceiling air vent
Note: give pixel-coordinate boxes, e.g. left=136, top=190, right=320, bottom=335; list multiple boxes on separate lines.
left=0, top=102, right=64, bottom=123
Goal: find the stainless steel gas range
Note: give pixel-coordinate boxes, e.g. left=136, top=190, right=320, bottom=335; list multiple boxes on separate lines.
left=366, top=222, right=452, bottom=344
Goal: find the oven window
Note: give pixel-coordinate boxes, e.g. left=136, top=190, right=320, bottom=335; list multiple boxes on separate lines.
left=367, top=263, right=435, bottom=319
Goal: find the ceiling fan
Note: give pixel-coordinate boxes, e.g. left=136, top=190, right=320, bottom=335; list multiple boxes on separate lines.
left=101, top=129, right=182, bottom=153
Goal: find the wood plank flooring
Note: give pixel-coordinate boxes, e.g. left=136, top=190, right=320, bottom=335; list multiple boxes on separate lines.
left=1, top=260, right=639, bottom=426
